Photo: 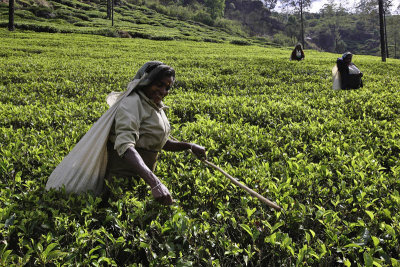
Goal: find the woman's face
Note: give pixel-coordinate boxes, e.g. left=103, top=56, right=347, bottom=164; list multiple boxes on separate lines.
left=344, top=55, right=352, bottom=64
left=143, top=75, right=174, bottom=105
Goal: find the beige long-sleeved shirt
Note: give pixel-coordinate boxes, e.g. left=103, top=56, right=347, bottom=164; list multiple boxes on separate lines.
left=109, top=90, right=170, bottom=157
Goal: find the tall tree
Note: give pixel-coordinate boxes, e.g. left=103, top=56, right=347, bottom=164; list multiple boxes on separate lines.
left=355, top=0, right=379, bottom=26
left=383, top=0, right=393, bottom=57
left=112, top=0, right=114, bottom=26
left=379, top=0, right=386, bottom=61
left=107, top=0, right=112, bottom=19
left=285, top=15, right=299, bottom=41
left=280, top=0, right=315, bottom=48
left=8, top=0, right=15, bottom=31
left=319, top=1, right=346, bottom=52
left=262, top=0, right=278, bottom=10
left=387, top=6, right=400, bottom=58
left=204, top=0, right=225, bottom=19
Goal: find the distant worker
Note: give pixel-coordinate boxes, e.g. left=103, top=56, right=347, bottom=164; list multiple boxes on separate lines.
left=290, top=43, right=305, bottom=61
left=332, top=52, right=363, bottom=90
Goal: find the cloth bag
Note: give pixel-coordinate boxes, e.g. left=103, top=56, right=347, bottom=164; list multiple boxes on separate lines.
left=332, top=65, right=341, bottom=90
left=45, top=79, right=140, bottom=195
left=348, top=64, right=361, bottom=75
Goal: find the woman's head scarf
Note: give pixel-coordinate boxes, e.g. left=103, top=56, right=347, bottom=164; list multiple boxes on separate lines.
left=295, top=43, right=303, bottom=50
left=107, top=61, right=175, bottom=107
left=342, top=52, right=352, bottom=59
left=133, top=61, right=163, bottom=79
left=128, top=61, right=175, bottom=92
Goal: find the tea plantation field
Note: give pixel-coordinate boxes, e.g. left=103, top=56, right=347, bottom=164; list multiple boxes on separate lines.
left=1, top=29, right=400, bottom=266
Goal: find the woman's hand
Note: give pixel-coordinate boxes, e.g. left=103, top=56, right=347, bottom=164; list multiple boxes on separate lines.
left=151, top=182, right=174, bottom=205
left=163, top=140, right=206, bottom=160
left=122, top=147, right=174, bottom=205
left=190, top=144, right=206, bottom=160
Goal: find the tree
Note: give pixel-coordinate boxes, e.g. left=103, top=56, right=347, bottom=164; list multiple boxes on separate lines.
left=387, top=6, right=400, bottom=58
left=379, top=0, right=386, bottom=61
left=261, top=0, right=278, bottom=10
left=8, top=0, right=15, bottom=31
left=285, top=15, right=299, bottom=41
left=204, top=0, right=225, bottom=19
left=280, top=0, right=316, bottom=48
left=383, top=0, right=393, bottom=57
left=319, top=1, right=346, bottom=52
left=107, top=0, right=112, bottom=19
left=112, top=0, right=114, bottom=26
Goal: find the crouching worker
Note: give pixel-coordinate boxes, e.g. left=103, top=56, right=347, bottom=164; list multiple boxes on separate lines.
left=333, top=52, right=363, bottom=90
left=46, top=61, right=206, bottom=205
left=290, top=43, right=305, bottom=61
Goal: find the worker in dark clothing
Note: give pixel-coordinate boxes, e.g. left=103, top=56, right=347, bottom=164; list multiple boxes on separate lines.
left=336, top=52, right=363, bottom=90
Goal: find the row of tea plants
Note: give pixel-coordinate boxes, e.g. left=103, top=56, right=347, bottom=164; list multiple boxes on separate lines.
left=1, top=29, right=400, bottom=266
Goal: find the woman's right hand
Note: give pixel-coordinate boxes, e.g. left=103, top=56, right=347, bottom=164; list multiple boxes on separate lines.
left=151, top=182, right=174, bottom=205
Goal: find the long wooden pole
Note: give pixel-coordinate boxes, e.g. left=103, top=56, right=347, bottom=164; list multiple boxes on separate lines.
left=202, top=159, right=282, bottom=211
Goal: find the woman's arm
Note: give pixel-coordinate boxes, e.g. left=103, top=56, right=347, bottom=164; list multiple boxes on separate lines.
left=290, top=49, right=295, bottom=60
left=163, top=139, right=206, bottom=159
left=122, top=147, right=173, bottom=205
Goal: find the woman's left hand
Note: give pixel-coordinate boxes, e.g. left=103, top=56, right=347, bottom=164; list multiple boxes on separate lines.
left=190, top=144, right=206, bottom=160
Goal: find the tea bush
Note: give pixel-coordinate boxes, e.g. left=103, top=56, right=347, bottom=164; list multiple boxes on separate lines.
left=1, top=29, right=400, bottom=266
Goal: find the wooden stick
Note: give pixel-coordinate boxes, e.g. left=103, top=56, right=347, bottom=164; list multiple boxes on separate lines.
left=202, top=159, right=282, bottom=211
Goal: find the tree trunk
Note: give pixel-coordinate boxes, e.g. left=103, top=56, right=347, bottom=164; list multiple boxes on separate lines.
left=395, top=31, right=397, bottom=59
left=300, top=0, right=304, bottom=48
left=112, top=0, right=114, bottom=26
left=8, top=0, right=15, bottom=31
left=107, top=0, right=111, bottom=19
left=384, top=10, right=389, bottom=58
left=378, top=0, right=386, bottom=62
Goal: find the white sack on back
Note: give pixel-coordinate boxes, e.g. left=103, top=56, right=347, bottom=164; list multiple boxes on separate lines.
left=332, top=65, right=341, bottom=90
left=348, top=64, right=361, bottom=75
left=45, top=80, right=140, bottom=195
left=106, top=91, right=124, bottom=107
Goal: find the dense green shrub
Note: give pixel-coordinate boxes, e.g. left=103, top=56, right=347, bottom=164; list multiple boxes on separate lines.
left=75, top=12, right=90, bottom=21
left=230, top=39, right=251, bottom=45
left=13, top=22, right=60, bottom=32
left=127, top=30, right=151, bottom=39
left=86, top=10, right=103, bottom=18
left=28, top=6, right=56, bottom=19
left=93, top=27, right=119, bottom=37
left=150, top=35, right=174, bottom=41
left=203, top=37, right=222, bottom=43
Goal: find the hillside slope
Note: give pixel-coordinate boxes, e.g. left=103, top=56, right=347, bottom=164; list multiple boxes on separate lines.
left=0, top=0, right=257, bottom=44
